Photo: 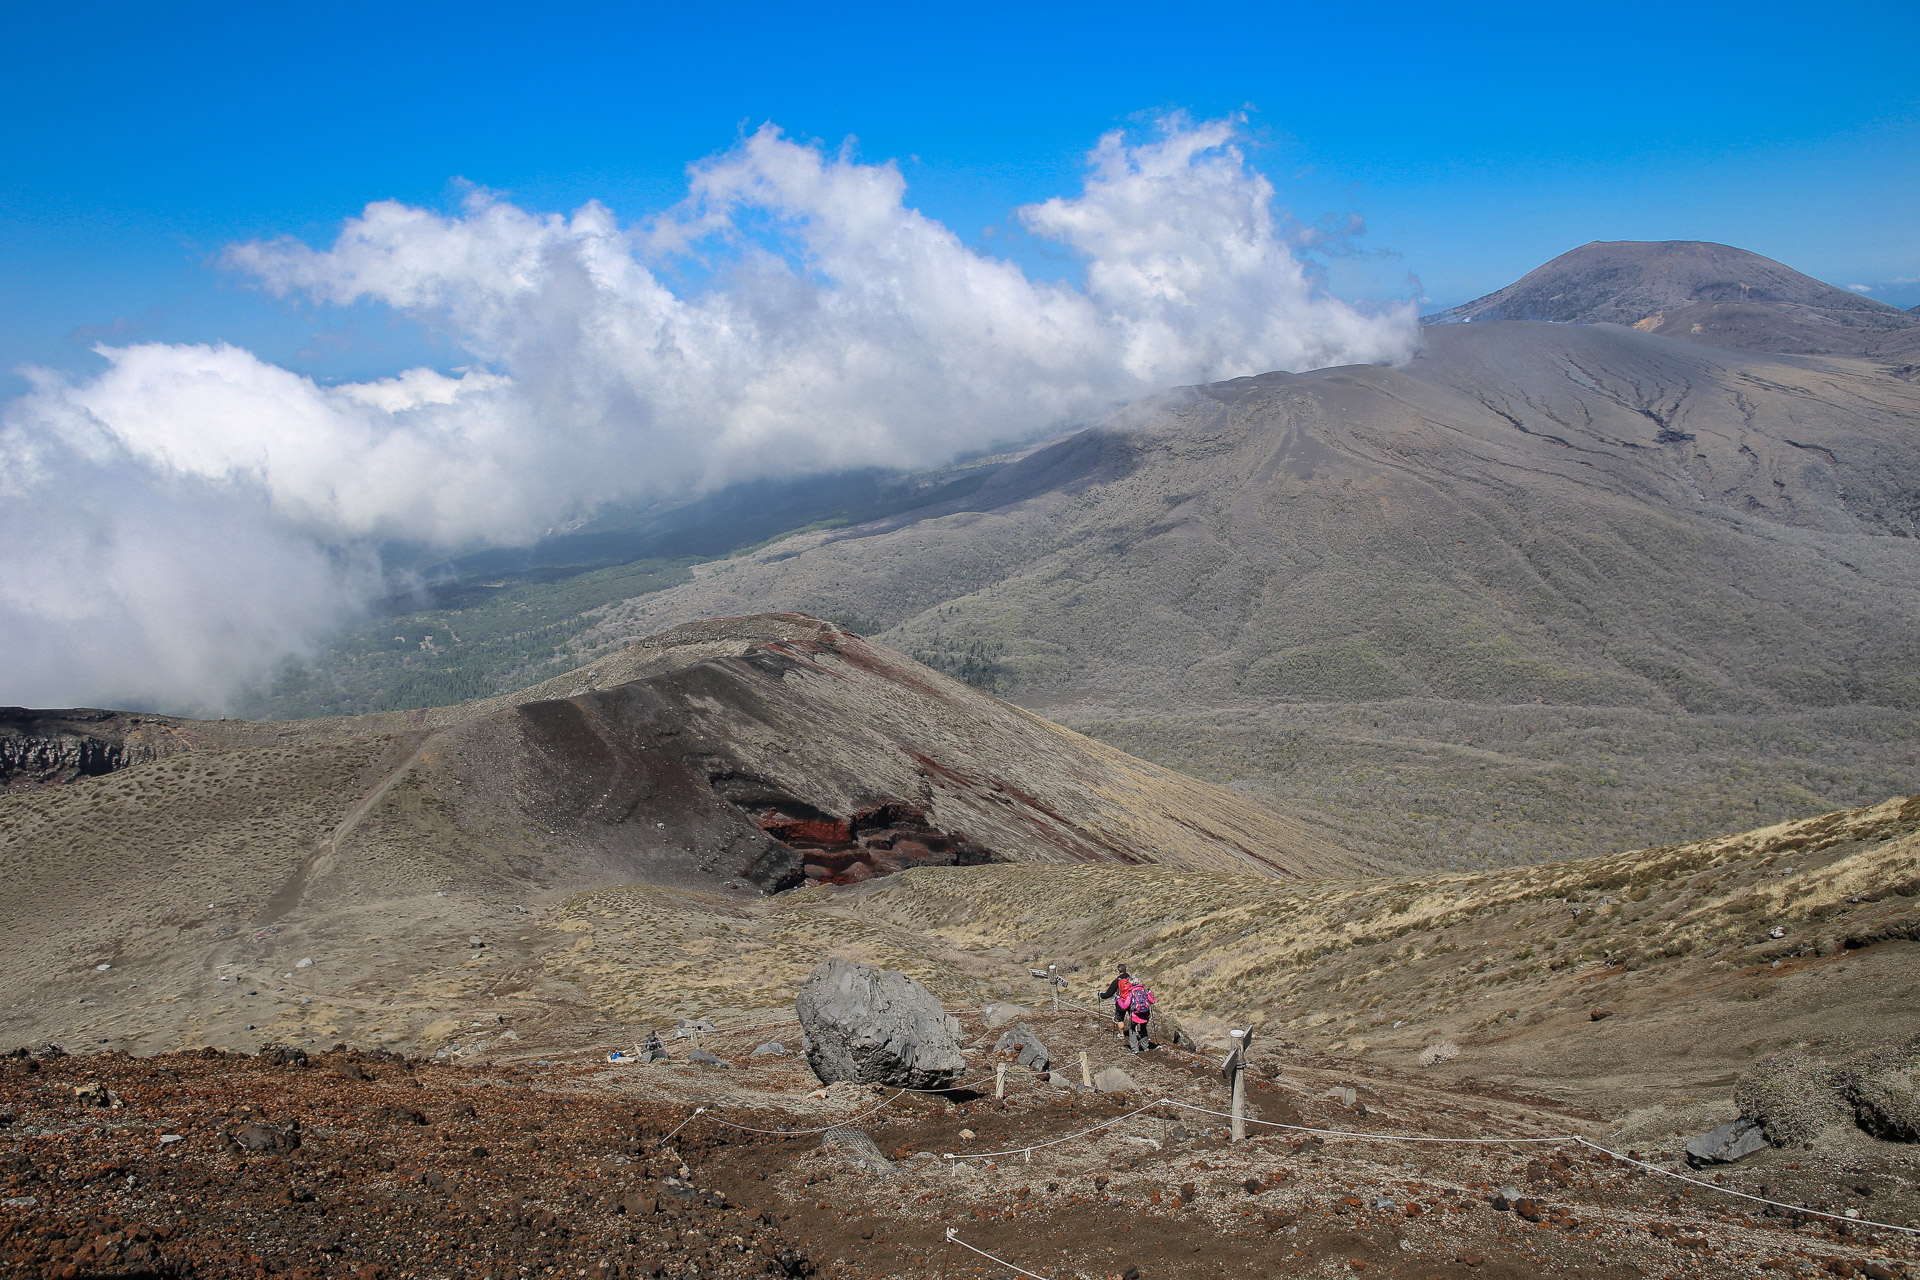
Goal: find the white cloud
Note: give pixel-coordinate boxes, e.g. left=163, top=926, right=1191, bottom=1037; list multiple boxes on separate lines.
left=1, top=114, right=1418, bottom=710
left=1848, top=283, right=1875, bottom=293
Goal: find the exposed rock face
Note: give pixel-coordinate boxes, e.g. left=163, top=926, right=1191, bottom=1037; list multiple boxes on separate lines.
left=0, top=708, right=194, bottom=790
left=794, top=959, right=965, bottom=1089
left=751, top=799, right=994, bottom=889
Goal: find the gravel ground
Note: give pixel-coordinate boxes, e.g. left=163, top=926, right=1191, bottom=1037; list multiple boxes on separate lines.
left=6, top=1010, right=1918, bottom=1279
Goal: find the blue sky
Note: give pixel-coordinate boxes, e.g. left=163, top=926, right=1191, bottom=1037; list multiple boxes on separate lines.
left=3, top=0, right=1917, bottom=400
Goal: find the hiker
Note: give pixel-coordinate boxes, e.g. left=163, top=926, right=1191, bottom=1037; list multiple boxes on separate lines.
left=1098, top=965, right=1134, bottom=1040
left=641, top=1031, right=667, bottom=1063
left=1125, top=979, right=1156, bottom=1053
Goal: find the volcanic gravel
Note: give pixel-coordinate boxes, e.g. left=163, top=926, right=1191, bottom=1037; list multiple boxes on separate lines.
left=5, top=1032, right=1919, bottom=1280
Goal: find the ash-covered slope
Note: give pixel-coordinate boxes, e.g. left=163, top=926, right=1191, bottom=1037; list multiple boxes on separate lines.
left=0, top=614, right=1352, bottom=1054
left=1427, top=240, right=1920, bottom=359
left=579, top=319, right=1920, bottom=864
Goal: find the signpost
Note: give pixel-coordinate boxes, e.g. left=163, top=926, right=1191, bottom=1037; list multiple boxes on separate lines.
left=1220, top=1027, right=1253, bottom=1142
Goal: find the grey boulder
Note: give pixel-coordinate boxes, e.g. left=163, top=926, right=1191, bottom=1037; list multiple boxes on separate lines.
left=795, top=959, right=966, bottom=1089
left=1092, top=1066, right=1140, bottom=1094
left=1684, top=1118, right=1768, bottom=1168
left=688, top=1049, right=731, bottom=1068
left=994, top=1022, right=1050, bottom=1073
left=982, top=1002, right=1023, bottom=1029
left=750, top=1041, right=788, bottom=1057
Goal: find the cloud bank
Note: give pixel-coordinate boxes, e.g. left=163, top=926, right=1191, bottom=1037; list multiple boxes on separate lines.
left=1, top=115, right=1417, bottom=711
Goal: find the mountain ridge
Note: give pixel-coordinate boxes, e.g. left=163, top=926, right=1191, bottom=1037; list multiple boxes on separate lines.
left=559, top=313, right=1920, bottom=865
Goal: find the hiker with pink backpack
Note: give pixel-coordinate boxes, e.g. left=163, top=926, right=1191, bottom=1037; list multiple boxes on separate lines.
left=1124, top=978, right=1156, bottom=1053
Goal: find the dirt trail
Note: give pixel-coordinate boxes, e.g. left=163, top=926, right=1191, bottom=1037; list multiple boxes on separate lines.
left=258, top=733, right=435, bottom=925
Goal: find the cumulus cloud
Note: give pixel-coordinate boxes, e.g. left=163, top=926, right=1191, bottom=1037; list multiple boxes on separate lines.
left=2, top=114, right=1417, bottom=710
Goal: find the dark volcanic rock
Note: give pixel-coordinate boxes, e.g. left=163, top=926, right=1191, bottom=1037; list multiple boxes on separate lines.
left=994, top=1021, right=1050, bottom=1072
left=795, top=959, right=965, bottom=1089
left=1684, top=1118, right=1768, bottom=1167
left=0, top=707, right=196, bottom=790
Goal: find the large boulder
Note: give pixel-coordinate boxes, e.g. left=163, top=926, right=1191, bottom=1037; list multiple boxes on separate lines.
left=795, top=959, right=966, bottom=1089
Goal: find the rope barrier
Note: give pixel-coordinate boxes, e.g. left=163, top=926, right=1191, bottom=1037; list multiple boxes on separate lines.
left=702, top=1092, right=906, bottom=1137
left=934, top=1096, right=1920, bottom=1236
left=944, top=1228, right=1053, bottom=1280
left=942, top=1101, right=1167, bottom=1161
left=1163, top=1100, right=1571, bottom=1145
left=660, top=1068, right=1020, bottom=1141
left=1567, top=1138, right=1920, bottom=1237
left=654, top=1107, right=705, bottom=1147
left=652, top=1037, right=1920, bottom=1240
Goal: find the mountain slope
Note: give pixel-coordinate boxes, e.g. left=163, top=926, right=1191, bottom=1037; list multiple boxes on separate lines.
left=1426, top=240, right=1920, bottom=359
left=570, top=320, right=1920, bottom=865
left=0, top=614, right=1354, bottom=1054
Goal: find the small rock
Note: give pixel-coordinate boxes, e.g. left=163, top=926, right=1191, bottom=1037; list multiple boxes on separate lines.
left=958, top=1128, right=976, bottom=1140
left=4, top=1196, right=37, bottom=1208
left=468, top=937, right=484, bottom=947
left=1684, top=1118, right=1769, bottom=1167
left=1489, top=1185, right=1522, bottom=1211
left=94, top=963, right=111, bottom=972
left=1770, top=925, right=1787, bottom=939
left=1589, top=1007, right=1614, bottom=1022
left=1513, top=1197, right=1543, bottom=1222
left=994, top=1022, right=1050, bottom=1073
left=159, top=1134, right=184, bottom=1145
left=688, top=1049, right=730, bottom=1068
left=750, top=1042, right=788, bottom=1057
left=1092, top=1066, right=1140, bottom=1094
left=295, top=957, right=314, bottom=969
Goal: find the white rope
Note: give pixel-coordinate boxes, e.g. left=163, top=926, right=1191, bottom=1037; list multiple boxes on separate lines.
left=654, top=1106, right=705, bottom=1147
left=1164, top=1100, right=1569, bottom=1145
left=944, top=1228, right=1052, bottom=1280
left=1569, top=1138, right=1920, bottom=1237
left=664, top=1069, right=1015, bottom=1141
left=1160, top=1101, right=1920, bottom=1236
left=702, top=1092, right=907, bottom=1136
left=943, top=1100, right=1167, bottom=1161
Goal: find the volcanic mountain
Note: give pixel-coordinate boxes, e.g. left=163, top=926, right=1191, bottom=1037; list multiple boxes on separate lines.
left=557, top=246, right=1920, bottom=865
left=0, top=613, right=1352, bottom=1054
left=1426, top=239, right=1920, bottom=359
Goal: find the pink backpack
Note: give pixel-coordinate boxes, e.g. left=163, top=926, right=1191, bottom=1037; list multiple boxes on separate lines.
left=1128, top=986, right=1155, bottom=1020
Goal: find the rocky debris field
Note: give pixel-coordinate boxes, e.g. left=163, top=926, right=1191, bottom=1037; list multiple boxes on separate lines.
left=6, top=1004, right=1920, bottom=1280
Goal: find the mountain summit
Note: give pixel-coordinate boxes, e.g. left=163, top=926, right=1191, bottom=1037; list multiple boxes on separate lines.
left=1427, top=240, right=1919, bottom=358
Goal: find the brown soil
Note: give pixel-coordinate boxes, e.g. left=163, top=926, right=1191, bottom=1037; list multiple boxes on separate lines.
left=6, top=1004, right=1918, bottom=1280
